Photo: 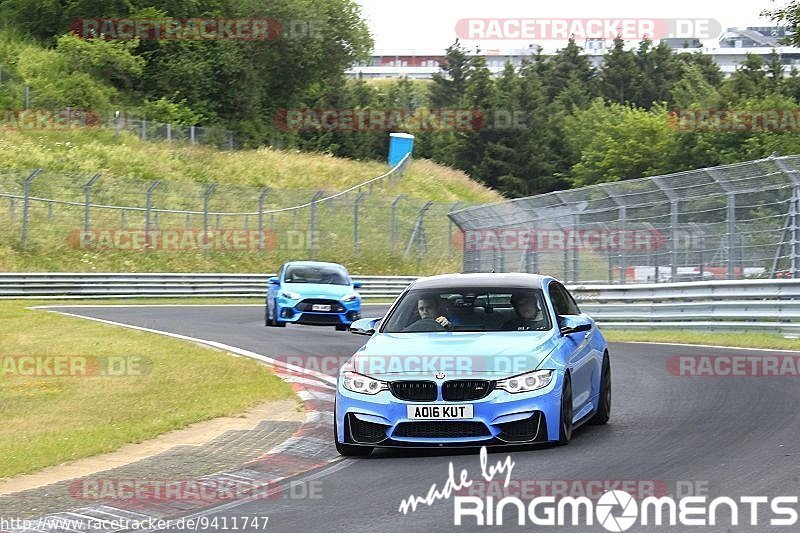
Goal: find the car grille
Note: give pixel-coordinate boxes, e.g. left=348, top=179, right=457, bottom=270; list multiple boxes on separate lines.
left=496, top=413, right=545, bottom=442
left=347, top=414, right=389, bottom=444
left=394, top=421, right=490, bottom=439
left=295, top=299, right=345, bottom=313
left=390, top=381, right=437, bottom=401
left=442, top=379, right=494, bottom=401
left=298, top=314, right=341, bottom=325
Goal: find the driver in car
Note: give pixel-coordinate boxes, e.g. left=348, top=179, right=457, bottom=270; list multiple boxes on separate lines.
left=502, top=293, right=546, bottom=331
left=404, top=295, right=452, bottom=331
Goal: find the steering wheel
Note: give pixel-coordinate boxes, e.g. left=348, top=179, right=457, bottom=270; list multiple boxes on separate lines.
left=403, top=318, right=447, bottom=332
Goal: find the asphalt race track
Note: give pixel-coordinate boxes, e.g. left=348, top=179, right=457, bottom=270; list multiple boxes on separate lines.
left=47, top=304, right=800, bottom=532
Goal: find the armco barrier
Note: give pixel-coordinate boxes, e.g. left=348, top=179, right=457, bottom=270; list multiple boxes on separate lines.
left=0, top=273, right=416, bottom=300
left=1, top=274, right=797, bottom=332
left=571, top=279, right=800, bottom=333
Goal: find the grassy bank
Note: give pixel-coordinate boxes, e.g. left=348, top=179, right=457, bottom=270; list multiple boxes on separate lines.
left=604, top=329, right=800, bottom=351
left=0, top=300, right=294, bottom=479
left=0, top=128, right=500, bottom=274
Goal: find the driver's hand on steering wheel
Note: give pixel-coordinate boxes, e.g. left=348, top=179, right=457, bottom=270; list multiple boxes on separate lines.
left=435, top=316, right=452, bottom=329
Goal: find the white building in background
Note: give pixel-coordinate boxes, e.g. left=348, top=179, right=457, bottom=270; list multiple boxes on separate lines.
left=346, top=27, right=800, bottom=79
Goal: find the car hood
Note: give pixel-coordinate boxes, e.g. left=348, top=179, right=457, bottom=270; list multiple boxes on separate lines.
left=282, top=282, right=355, bottom=299
left=350, top=331, right=559, bottom=380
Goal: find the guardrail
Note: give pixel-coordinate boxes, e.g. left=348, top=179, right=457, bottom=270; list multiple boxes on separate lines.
left=571, top=279, right=800, bottom=333
left=0, top=273, right=417, bottom=300
left=1, top=274, right=797, bottom=332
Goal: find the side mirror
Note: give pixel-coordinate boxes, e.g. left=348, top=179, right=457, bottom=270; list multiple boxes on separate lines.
left=268, top=276, right=280, bottom=285
left=353, top=281, right=363, bottom=288
left=350, top=317, right=381, bottom=336
left=559, top=315, right=592, bottom=335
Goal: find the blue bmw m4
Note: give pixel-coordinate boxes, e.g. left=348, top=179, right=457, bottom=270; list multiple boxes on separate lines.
left=266, top=261, right=362, bottom=331
left=335, top=273, right=611, bottom=456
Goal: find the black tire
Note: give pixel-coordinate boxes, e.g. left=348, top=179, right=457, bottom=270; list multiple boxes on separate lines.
left=334, top=411, right=373, bottom=457
left=265, top=303, right=272, bottom=326
left=557, top=373, right=573, bottom=445
left=588, top=354, right=611, bottom=425
left=335, top=324, right=348, bottom=331
left=266, top=299, right=286, bottom=327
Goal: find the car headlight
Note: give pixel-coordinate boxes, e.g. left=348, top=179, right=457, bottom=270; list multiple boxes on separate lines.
left=496, top=370, right=554, bottom=393
left=342, top=293, right=359, bottom=303
left=280, top=290, right=301, bottom=299
left=342, top=371, right=388, bottom=395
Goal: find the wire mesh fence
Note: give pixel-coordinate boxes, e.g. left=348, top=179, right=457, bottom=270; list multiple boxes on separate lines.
left=449, top=155, right=800, bottom=283
left=106, top=114, right=235, bottom=150
left=0, top=154, right=475, bottom=271
left=0, top=63, right=236, bottom=148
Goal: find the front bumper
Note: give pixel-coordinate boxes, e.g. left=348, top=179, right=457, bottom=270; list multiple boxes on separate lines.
left=335, top=372, right=565, bottom=446
left=276, top=297, right=361, bottom=326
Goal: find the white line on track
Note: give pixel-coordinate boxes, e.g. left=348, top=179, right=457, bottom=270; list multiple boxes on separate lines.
left=30, top=307, right=337, bottom=386
left=19, top=306, right=352, bottom=532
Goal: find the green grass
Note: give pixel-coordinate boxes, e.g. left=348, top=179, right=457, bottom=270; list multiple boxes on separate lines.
left=604, top=329, right=800, bottom=351
left=0, top=299, right=295, bottom=479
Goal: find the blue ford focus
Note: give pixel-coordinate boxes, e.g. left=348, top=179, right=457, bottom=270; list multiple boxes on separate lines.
left=266, top=261, right=362, bottom=331
left=335, top=273, right=610, bottom=456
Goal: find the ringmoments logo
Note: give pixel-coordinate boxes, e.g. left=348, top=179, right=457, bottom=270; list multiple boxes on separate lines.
left=396, top=446, right=799, bottom=530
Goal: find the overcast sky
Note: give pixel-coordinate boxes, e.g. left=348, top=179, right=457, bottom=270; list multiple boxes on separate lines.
left=354, top=0, right=783, bottom=51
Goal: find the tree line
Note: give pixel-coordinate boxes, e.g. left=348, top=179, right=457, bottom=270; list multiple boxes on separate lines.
left=3, top=0, right=800, bottom=196
left=318, top=37, right=800, bottom=197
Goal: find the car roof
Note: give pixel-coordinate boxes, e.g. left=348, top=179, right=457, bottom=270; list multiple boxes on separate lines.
left=409, top=272, right=550, bottom=290
left=284, top=261, right=347, bottom=268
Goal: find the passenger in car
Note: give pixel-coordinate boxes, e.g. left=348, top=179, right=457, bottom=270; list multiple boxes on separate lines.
left=502, top=293, right=547, bottom=331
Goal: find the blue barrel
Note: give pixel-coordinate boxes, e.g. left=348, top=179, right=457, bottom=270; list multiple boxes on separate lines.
left=388, top=133, right=414, bottom=167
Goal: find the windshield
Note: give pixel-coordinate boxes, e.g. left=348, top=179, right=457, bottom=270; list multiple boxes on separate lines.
left=381, top=287, right=551, bottom=333
left=283, top=265, right=349, bottom=285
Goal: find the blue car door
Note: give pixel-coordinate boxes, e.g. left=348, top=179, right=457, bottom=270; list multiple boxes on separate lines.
left=548, top=281, right=595, bottom=415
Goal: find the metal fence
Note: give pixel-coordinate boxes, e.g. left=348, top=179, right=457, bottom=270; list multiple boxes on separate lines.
left=0, top=154, right=472, bottom=265
left=0, top=62, right=237, bottom=148
left=106, top=113, right=236, bottom=150
left=6, top=273, right=798, bottom=333
left=449, top=155, right=800, bottom=283
left=0, top=273, right=417, bottom=299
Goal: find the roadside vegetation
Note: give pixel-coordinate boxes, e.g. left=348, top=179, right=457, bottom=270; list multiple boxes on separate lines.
left=0, top=300, right=294, bottom=478
left=604, top=329, right=800, bottom=351
left=0, top=127, right=500, bottom=275
left=4, top=2, right=800, bottom=200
